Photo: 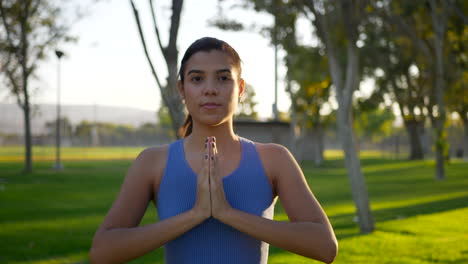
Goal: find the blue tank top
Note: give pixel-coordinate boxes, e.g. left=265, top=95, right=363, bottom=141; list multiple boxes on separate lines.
left=157, top=136, right=275, bottom=264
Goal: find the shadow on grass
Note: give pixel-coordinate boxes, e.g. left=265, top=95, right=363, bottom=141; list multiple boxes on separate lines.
left=330, top=195, right=468, bottom=239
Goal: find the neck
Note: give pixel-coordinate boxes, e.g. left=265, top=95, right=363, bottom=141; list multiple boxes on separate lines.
left=184, top=118, right=239, bottom=155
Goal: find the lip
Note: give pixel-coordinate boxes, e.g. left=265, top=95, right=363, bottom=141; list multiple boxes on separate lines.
left=201, top=103, right=221, bottom=109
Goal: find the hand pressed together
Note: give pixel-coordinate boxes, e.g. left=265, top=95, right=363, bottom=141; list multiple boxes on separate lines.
left=193, top=136, right=232, bottom=221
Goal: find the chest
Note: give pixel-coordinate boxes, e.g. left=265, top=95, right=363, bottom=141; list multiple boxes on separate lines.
left=185, top=152, right=241, bottom=180
left=156, top=140, right=277, bottom=218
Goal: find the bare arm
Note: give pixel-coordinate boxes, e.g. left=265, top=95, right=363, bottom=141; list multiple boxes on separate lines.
left=214, top=144, right=337, bottom=263
left=89, top=145, right=211, bottom=263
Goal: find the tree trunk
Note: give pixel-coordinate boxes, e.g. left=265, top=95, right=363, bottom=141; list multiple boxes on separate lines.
left=309, top=0, right=374, bottom=233
left=404, top=119, right=425, bottom=160
left=21, top=1, right=32, bottom=173
left=338, top=100, right=374, bottom=233
left=130, top=0, right=185, bottom=139
left=284, top=73, right=302, bottom=161
left=461, top=114, right=468, bottom=160
left=309, top=124, right=324, bottom=166
left=433, top=41, right=446, bottom=180
left=165, top=16, right=185, bottom=137
left=430, top=0, right=447, bottom=180
left=23, top=101, right=32, bottom=173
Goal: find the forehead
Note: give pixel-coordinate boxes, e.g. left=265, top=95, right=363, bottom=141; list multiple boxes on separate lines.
left=184, top=50, right=238, bottom=74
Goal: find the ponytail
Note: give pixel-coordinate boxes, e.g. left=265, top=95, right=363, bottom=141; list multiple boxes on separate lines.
left=178, top=114, right=193, bottom=138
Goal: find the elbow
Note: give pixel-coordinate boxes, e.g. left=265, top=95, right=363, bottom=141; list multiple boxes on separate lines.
left=89, top=246, right=114, bottom=264
left=89, top=236, right=111, bottom=264
left=89, top=246, right=102, bottom=264
left=90, top=245, right=113, bottom=264
left=322, top=238, right=338, bottom=264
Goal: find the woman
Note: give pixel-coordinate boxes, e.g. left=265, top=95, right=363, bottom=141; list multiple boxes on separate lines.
left=90, top=37, right=337, bottom=264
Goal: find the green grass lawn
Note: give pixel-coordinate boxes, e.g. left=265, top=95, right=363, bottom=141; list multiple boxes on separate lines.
left=0, top=147, right=467, bottom=263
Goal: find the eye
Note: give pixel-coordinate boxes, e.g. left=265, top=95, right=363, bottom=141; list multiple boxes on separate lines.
left=219, top=75, right=231, bottom=81
left=191, top=76, right=203, bottom=82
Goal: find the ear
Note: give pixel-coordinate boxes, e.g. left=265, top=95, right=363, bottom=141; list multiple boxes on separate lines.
left=238, top=78, right=245, bottom=100
left=177, top=80, right=184, bottom=99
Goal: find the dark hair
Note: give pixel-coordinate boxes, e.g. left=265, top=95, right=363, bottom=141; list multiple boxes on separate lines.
left=178, top=37, right=242, bottom=138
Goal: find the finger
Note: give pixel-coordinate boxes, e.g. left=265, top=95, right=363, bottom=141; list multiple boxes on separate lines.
left=210, top=136, right=215, bottom=158
left=200, top=137, right=209, bottom=182
left=210, top=137, right=217, bottom=182
left=205, top=136, right=210, bottom=160
left=212, top=137, right=217, bottom=155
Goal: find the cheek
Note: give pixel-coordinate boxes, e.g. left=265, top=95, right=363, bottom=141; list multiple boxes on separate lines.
left=183, top=86, right=198, bottom=103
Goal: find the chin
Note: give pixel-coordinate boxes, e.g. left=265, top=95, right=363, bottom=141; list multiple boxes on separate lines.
left=196, top=115, right=230, bottom=127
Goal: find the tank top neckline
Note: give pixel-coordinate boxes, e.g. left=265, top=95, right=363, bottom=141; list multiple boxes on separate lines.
left=180, top=135, right=246, bottom=181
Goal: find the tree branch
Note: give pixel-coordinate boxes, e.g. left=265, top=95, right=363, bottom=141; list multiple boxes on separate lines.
left=0, top=0, right=15, bottom=70
left=129, top=0, right=164, bottom=91
left=340, top=0, right=360, bottom=110
left=30, top=28, right=67, bottom=77
left=167, top=0, right=183, bottom=53
left=447, top=0, right=468, bottom=25
left=5, top=68, right=24, bottom=109
left=305, top=1, right=344, bottom=96
left=149, top=0, right=167, bottom=58
left=383, top=9, right=433, bottom=64
left=29, top=0, right=43, bottom=18
left=428, top=0, right=447, bottom=38
left=0, top=1, right=13, bottom=48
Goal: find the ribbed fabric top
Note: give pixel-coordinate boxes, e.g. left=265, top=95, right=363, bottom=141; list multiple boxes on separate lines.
left=157, top=136, right=275, bottom=264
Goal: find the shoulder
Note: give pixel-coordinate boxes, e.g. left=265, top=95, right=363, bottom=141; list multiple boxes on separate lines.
left=129, top=143, right=171, bottom=186
left=137, top=144, right=170, bottom=162
left=251, top=141, right=297, bottom=190
left=252, top=141, right=300, bottom=179
left=135, top=144, right=170, bottom=168
left=253, top=141, right=293, bottom=164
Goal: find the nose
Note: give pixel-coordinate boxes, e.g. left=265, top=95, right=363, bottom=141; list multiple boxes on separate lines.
left=203, top=78, right=218, bottom=96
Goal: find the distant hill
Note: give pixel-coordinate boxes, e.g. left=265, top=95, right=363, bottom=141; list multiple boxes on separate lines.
left=0, top=103, right=157, bottom=135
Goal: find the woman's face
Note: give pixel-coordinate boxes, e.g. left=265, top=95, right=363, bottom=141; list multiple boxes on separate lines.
left=179, top=50, right=244, bottom=126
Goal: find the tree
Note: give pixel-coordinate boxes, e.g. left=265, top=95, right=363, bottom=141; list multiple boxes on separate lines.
left=304, top=0, right=375, bottom=233
left=354, top=101, right=395, bottom=145
left=129, top=0, right=185, bottom=139
left=380, top=0, right=453, bottom=179
left=45, top=117, right=73, bottom=142
left=210, top=1, right=332, bottom=164
left=445, top=0, right=468, bottom=159
left=157, top=102, right=176, bottom=139
left=236, top=83, right=259, bottom=120
left=361, top=11, right=429, bottom=160
left=0, top=0, right=77, bottom=173
left=212, top=0, right=375, bottom=232
left=288, top=46, right=332, bottom=165
left=429, top=0, right=449, bottom=180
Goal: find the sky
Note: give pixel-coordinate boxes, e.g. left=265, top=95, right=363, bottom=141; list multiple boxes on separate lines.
left=7, top=0, right=307, bottom=121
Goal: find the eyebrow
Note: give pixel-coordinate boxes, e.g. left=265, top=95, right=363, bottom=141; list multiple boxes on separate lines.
left=187, top=69, right=203, bottom=75
left=216, top=69, right=232, bottom=74
left=187, top=69, right=232, bottom=75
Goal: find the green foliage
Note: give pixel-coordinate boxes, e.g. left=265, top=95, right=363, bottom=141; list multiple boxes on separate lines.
left=445, top=9, right=468, bottom=120
left=1, top=149, right=467, bottom=263
left=157, top=104, right=175, bottom=139
left=45, top=117, right=74, bottom=137
left=0, top=0, right=78, bottom=94
left=354, top=105, right=395, bottom=143
left=288, top=45, right=333, bottom=128
left=71, top=119, right=171, bottom=146
left=236, top=83, right=259, bottom=120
